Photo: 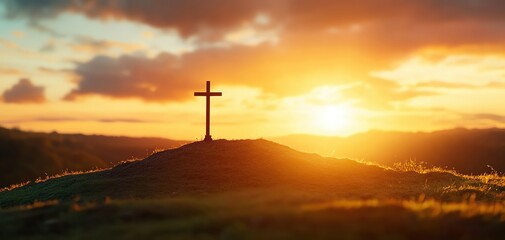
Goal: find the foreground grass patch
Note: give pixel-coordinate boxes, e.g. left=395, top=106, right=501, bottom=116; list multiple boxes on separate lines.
left=2, top=191, right=505, bottom=239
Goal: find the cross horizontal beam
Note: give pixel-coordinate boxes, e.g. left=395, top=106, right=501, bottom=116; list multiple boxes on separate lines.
left=194, top=92, right=222, bottom=96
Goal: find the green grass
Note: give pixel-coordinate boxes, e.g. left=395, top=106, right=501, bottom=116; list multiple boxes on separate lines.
left=2, top=190, right=505, bottom=239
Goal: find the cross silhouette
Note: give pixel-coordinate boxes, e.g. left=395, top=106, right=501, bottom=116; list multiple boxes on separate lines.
left=194, top=81, right=222, bottom=141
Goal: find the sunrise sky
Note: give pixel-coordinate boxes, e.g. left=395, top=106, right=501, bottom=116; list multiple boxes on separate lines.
left=1, top=0, right=505, bottom=139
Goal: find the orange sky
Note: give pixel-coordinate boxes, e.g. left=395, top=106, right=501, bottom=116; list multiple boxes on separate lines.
left=1, top=0, right=505, bottom=139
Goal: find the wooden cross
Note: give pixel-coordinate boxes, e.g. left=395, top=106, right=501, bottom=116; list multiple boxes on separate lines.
left=194, top=81, right=222, bottom=141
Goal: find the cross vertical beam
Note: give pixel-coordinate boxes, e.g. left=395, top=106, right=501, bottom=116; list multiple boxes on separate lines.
left=205, top=81, right=211, bottom=138
left=194, top=81, right=222, bottom=141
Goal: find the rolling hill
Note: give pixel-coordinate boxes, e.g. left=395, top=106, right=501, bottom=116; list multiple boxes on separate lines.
left=273, top=128, right=505, bottom=175
left=3, top=127, right=505, bottom=190
left=0, top=139, right=499, bottom=208
left=0, top=127, right=187, bottom=188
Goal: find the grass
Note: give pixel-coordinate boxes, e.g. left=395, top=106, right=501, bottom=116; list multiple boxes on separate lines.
left=2, top=190, right=505, bottom=239
left=358, top=159, right=505, bottom=194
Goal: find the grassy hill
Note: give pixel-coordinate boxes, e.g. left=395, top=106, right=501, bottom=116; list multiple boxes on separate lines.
left=1, top=139, right=504, bottom=239
left=3, top=127, right=505, bottom=190
left=0, top=127, right=187, bottom=188
left=273, top=128, right=505, bottom=175
left=0, top=139, right=482, bottom=207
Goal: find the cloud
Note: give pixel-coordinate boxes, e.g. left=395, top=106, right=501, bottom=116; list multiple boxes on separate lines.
left=413, top=81, right=505, bottom=90
left=6, top=1, right=505, bottom=72
left=485, top=82, right=505, bottom=88
left=340, top=78, right=434, bottom=109
left=29, top=21, right=64, bottom=37
left=2, top=79, right=46, bottom=103
left=65, top=53, right=200, bottom=102
left=0, top=38, right=46, bottom=58
left=64, top=46, right=431, bottom=109
left=0, top=67, right=23, bottom=75
left=374, top=53, right=505, bottom=87
left=40, top=39, right=56, bottom=52
left=1, top=117, right=157, bottom=124
left=4, top=1, right=505, bottom=68
left=0, top=38, right=19, bottom=49
left=279, top=0, right=505, bottom=27
left=6, top=0, right=505, bottom=108
left=11, top=31, right=25, bottom=39
left=3, top=0, right=270, bottom=38
left=64, top=44, right=284, bottom=102
left=65, top=44, right=280, bottom=102
left=5, top=0, right=505, bottom=36
left=462, top=113, right=505, bottom=124
left=70, top=36, right=143, bottom=53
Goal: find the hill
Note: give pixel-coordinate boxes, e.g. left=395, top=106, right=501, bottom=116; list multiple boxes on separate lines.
left=4, top=127, right=505, bottom=189
left=0, top=127, right=188, bottom=188
left=272, top=128, right=505, bottom=175
left=0, top=139, right=500, bottom=208
left=1, top=139, right=504, bottom=239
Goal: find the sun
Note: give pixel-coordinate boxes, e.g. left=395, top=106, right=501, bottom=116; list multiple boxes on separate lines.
left=311, top=104, right=354, bottom=135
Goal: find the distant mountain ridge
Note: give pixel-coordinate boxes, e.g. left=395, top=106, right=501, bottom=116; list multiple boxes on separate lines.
left=272, top=128, right=505, bottom=175
left=0, top=127, right=188, bottom=188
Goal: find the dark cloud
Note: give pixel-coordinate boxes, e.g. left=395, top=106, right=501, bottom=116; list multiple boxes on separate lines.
left=5, top=0, right=505, bottom=36
left=5, top=0, right=505, bottom=69
left=4, top=0, right=492, bottom=62
left=65, top=44, right=286, bottom=101
left=2, top=79, right=46, bottom=103
left=3, top=0, right=270, bottom=38
left=65, top=53, right=199, bottom=102
left=281, top=0, right=505, bottom=28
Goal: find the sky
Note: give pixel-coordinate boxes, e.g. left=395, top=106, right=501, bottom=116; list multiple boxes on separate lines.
left=1, top=0, right=505, bottom=140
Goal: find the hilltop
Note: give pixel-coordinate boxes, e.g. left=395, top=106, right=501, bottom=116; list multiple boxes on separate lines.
left=1, top=139, right=500, bottom=208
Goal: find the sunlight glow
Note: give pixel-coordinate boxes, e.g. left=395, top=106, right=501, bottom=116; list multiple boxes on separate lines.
left=311, top=104, right=354, bottom=135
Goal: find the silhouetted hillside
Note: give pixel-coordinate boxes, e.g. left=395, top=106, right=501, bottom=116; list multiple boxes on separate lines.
left=273, top=128, right=505, bottom=175
left=4, top=127, right=505, bottom=189
left=1, top=139, right=488, bottom=208
left=0, top=127, right=187, bottom=188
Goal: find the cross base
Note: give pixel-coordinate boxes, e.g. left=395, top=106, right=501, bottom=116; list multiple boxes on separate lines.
left=204, top=135, right=213, bottom=142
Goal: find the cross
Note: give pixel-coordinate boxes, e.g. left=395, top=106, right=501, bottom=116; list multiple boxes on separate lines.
left=194, top=81, right=222, bottom=141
